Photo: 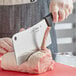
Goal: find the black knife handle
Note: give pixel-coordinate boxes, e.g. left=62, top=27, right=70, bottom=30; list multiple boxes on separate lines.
left=44, top=13, right=54, bottom=27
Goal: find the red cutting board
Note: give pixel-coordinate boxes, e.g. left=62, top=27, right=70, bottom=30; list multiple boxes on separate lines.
left=0, top=55, right=76, bottom=76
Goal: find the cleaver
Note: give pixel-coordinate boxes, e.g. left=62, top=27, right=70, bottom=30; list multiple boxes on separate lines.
left=12, top=13, right=54, bottom=65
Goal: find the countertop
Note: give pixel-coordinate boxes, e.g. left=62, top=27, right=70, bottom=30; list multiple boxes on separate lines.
left=0, top=55, right=76, bottom=76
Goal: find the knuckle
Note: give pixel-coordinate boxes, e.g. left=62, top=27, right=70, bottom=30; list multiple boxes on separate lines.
left=59, top=2, right=65, bottom=8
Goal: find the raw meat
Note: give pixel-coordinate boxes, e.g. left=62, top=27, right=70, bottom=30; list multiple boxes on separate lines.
left=1, top=27, right=55, bottom=74
left=1, top=49, right=54, bottom=74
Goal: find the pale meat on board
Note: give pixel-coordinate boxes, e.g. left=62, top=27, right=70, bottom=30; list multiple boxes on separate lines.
left=1, top=27, right=55, bottom=74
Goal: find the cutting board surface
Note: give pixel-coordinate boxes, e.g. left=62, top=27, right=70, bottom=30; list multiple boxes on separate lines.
left=0, top=55, right=76, bottom=76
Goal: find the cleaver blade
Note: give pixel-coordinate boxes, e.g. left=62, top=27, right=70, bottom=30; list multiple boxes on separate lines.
left=12, top=13, right=54, bottom=65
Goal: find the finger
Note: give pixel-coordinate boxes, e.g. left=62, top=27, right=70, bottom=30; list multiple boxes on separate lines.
left=49, top=3, right=59, bottom=23
left=41, top=27, right=51, bottom=50
left=49, top=1, right=57, bottom=10
left=68, top=8, right=73, bottom=14
left=58, top=9, right=65, bottom=22
left=64, top=4, right=73, bottom=18
left=3, top=38, right=13, bottom=47
left=0, top=48, right=7, bottom=54
left=51, top=6, right=59, bottom=23
left=65, top=4, right=70, bottom=10
left=68, top=6, right=73, bottom=14
left=19, top=28, right=25, bottom=32
left=0, top=40, right=13, bottom=52
left=58, top=2, right=64, bottom=8
left=58, top=3, right=68, bottom=19
left=3, top=38, right=14, bottom=52
left=64, top=8, right=69, bottom=18
left=65, top=4, right=73, bottom=14
left=52, top=10, right=59, bottom=23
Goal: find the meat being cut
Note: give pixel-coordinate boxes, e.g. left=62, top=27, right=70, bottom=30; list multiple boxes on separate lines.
left=1, top=27, right=55, bottom=74
left=1, top=49, right=54, bottom=74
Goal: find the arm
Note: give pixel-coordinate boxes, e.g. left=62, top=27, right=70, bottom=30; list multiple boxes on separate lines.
left=49, top=0, right=73, bottom=23
left=73, top=0, right=76, bottom=2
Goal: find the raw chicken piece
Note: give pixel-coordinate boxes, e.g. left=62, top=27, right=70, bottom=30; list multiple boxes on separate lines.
left=1, top=49, right=54, bottom=74
left=1, top=27, right=55, bottom=74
